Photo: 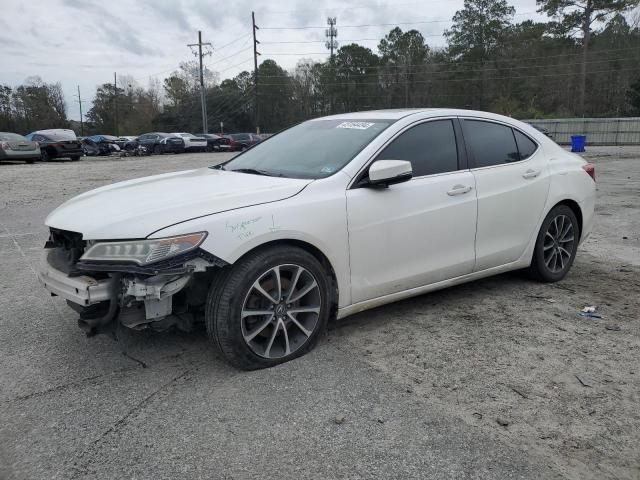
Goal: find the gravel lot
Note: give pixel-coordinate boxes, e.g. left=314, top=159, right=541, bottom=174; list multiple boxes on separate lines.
left=0, top=148, right=638, bottom=480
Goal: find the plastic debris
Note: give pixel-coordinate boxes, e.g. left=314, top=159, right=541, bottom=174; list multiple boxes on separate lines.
left=579, top=306, right=602, bottom=319
left=575, top=374, right=594, bottom=387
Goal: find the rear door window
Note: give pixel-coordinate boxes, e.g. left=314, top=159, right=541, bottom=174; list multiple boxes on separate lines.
left=376, top=119, right=459, bottom=177
left=513, top=130, right=538, bottom=160
left=462, top=120, right=520, bottom=167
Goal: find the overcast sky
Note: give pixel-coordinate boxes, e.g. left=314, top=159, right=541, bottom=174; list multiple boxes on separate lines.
left=1, top=0, right=550, bottom=120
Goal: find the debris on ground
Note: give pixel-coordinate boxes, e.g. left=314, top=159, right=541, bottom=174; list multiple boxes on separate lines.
left=579, top=306, right=602, bottom=319
left=333, top=415, right=346, bottom=425
left=605, top=324, right=622, bottom=331
left=575, top=374, right=594, bottom=388
left=509, top=385, right=529, bottom=399
left=496, top=417, right=510, bottom=427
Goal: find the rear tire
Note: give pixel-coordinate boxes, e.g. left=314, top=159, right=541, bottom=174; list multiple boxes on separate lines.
left=205, top=246, right=330, bottom=370
left=41, top=150, right=51, bottom=162
left=153, top=145, right=162, bottom=155
left=527, top=205, right=579, bottom=282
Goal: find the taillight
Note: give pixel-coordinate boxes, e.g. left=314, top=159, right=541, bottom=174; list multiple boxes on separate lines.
left=1, top=141, right=10, bottom=150
left=582, top=163, right=595, bottom=181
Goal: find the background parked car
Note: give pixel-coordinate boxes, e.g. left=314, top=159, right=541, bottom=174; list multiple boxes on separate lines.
left=0, top=132, right=41, bottom=164
left=25, top=129, right=83, bottom=161
left=529, top=124, right=554, bottom=140
left=196, top=133, right=224, bottom=152
left=115, top=136, right=149, bottom=156
left=171, top=132, right=208, bottom=152
left=81, top=135, right=121, bottom=156
left=115, top=136, right=138, bottom=150
left=137, top=133, right=185, bottom=155
left=221, top=133, right=261, bottom=152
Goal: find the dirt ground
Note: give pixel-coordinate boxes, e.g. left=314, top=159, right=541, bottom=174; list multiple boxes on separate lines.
left=0, top=147, right=638, bottom=479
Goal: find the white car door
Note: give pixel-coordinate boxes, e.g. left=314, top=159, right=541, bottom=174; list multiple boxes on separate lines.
left=460, top=118, right=551, bottom=271
left=346, top=119, right=477, bottom=304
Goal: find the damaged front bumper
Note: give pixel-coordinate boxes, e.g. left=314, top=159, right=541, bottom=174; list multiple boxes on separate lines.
left=38, top=250, right=115, bottom=307
left=38, top=247, right=225, bottom=334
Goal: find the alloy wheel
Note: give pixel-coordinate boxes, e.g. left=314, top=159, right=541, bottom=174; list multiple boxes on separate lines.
left=543, top=214, right=575, bottom=273
left=241, top=264, right=322, bottom=359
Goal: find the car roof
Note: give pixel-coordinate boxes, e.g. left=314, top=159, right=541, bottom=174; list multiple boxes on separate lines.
left=313, top=108, right=521, bottom=123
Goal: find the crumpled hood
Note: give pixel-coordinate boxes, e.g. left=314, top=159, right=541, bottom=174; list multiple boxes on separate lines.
left=45, top=168, right=311, bottom=239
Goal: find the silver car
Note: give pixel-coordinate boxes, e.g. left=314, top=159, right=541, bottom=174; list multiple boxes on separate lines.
left=0, top=132, right=41, bottom=164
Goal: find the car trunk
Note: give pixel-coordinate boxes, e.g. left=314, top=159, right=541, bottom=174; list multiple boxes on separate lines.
left=56, top=140, right=82, bottom=150
left=8, top=139, right=38, bottom=151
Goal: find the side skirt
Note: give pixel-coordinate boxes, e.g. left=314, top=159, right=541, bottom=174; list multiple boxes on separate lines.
left=336, top=259, right=529, bottom=320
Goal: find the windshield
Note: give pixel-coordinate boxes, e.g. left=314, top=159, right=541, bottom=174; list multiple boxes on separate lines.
left=221, top=119, right=393, bottom=179
left=38, top=130, right=77, bottom=140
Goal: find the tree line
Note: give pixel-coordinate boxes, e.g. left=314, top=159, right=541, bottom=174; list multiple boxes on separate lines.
left=2, top=0, right=640, bottom=136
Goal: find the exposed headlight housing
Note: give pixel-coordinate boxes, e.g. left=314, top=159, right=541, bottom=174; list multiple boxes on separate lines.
left=80, top=232, right=207, bottom=265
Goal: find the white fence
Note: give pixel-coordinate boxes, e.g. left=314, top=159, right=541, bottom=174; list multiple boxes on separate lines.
left=525, top=117, right=640, bottom=145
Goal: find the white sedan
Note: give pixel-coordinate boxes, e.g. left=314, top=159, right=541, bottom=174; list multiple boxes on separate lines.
left=171, top=132, right=208, bottom=151
left=39, top=109, right=595, bottom=369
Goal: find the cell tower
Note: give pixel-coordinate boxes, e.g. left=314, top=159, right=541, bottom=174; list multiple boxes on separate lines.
left=326, top=17, right=338, bottom=59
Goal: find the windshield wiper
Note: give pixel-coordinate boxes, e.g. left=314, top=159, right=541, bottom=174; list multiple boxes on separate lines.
left=229, top=168, right=274, bottom=177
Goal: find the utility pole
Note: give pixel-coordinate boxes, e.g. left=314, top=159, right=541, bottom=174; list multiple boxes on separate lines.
left=74, top=85, right=84, bottom=136
left=252, top=11, right=261, bottom=134
left=188, top=31, right=212, bottom=133
left=326, top=17, right=338, bottom=60
left=326, top=17, right=338, bottom=114
left=113, top=72, right=119, bottom=136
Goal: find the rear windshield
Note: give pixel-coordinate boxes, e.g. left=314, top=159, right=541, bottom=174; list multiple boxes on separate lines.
left=0, top=133, right=26, bottom=141
left=221, top=119, right=393, bottom=179
left=39, top=130, right=77, bottom=140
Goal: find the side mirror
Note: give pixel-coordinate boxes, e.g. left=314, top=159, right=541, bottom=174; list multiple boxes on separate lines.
left=367, top=160, right=413, bottom=187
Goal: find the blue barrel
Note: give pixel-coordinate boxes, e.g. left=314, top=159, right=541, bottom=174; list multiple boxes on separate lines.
left=571, top=135, right=586, bottom=152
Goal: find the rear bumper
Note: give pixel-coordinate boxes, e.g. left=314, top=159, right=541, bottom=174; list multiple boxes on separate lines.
left=185, top=143, right=207, bottom=150
left=38, top=252, right=113, bottom=306
left=0, top=150, right=40, bottom=159
left=163, top=144, right=184, bottom=152
left=53, top=148, right=83, bottom=157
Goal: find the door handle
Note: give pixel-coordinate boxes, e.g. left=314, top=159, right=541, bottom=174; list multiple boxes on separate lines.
left=447, top=185, right=472, bottom=196
left=522, top=169, right=541, bottom=179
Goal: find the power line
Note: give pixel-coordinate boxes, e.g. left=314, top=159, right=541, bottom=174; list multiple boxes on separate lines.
left=254, top=45, right=640, bottom=75
left=258, top=66, right=640, bottom=87
left=259, top=11, right=539, bottom=30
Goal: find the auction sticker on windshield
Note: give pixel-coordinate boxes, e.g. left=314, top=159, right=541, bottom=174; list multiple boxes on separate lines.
left=336, top=122, right=375, bottom=130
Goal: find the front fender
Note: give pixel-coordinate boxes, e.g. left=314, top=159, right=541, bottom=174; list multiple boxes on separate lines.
left=149, top=186, right=352, bottom=307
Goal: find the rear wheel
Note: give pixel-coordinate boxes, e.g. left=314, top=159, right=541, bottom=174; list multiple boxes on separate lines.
left=41, top=150, right=51, bottom=162
left=206, top=246, right=330, bottom=370
left=153, top=145, right=162, bottom=155
left=528, top=204, right=579, bottom=282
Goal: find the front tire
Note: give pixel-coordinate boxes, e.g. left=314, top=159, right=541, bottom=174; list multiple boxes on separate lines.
left=206, top=246, right=330, bottom=370
left=528, top=205, right=579, bottom=282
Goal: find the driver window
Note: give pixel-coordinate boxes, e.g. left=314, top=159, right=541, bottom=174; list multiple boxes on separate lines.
left=376, top=120, right=459, bottom=177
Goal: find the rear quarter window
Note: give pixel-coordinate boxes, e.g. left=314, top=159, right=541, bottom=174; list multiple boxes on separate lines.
left=514, top=130, right=538, bottom=160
